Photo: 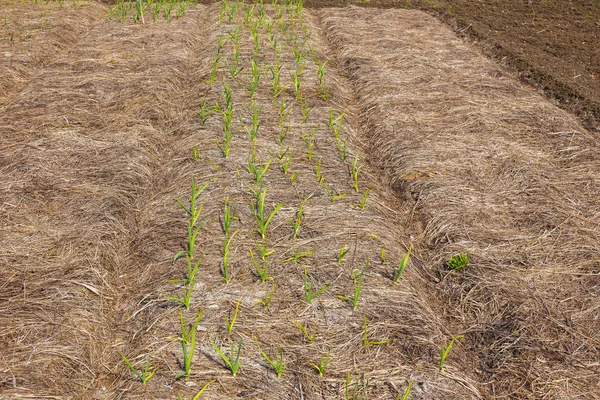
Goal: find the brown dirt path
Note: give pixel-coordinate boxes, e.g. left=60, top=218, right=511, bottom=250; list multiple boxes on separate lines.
left=316, top=6, right=600, bottom=399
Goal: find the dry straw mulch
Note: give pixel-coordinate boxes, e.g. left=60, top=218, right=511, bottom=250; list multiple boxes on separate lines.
left=319, top=6, right=600, bottom=399
left=0, top=1, right=106, bottom=107
left=1, top=2, right=478, bottom=399
left=2, top=2, right=599, bottom=399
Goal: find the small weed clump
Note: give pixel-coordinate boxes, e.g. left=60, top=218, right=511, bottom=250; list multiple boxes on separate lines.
left=446, top=252, right=470, bottom=272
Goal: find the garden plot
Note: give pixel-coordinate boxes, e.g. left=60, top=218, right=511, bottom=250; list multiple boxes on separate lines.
left=318, top=7, right=600, bottom=399
left=0, top=1, right=481, bottom=399
left=2, top=1, right=599, bottom=400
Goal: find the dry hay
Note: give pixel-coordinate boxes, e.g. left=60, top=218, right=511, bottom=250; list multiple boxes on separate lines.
left=0, top=1, right=106, bottom=107
left=0, top=2, right=482, bottom=399
left=318, top=7, right=600, bottom=399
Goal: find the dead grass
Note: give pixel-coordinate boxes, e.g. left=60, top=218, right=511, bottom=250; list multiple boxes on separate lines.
left=318, top=6, right=600, bottom=399
left=2, top=2, right=598, bottom=400
left=0, top=1, right=106, bottom=108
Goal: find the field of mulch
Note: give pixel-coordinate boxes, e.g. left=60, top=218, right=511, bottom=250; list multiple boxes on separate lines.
left=1, top=1, right=599, bottom=400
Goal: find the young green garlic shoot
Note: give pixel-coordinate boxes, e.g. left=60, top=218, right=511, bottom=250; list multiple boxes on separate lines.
left=120, top=354, right=156, bottom=384
left=309, top=347, right=331, bottom=377
left=177, top=380, right=215, bottom=400
left=296, top=320, right=315, bottom=343
left=393, top=248, right=411, bottom=283
left=209, top=337, right=243, bottom=376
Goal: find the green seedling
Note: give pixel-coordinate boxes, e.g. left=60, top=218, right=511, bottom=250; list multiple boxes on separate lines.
left=163, top=3, right=172, bottom=20
left=301, top=131, right=316, bottom=160
left=217, top=34, right=228, bottom=55
left=226, top=59, right=244, bottom=79
left=177, top=380, right=215, bottom=400
left=324, top=183, right=346, bottom=202
left=152, top=2, right=160, bottom=22
left=288, top=194, right=309, bottom=239
left=380, top=246, right=386, bottom=263
left=244, top=101, right=262, bottom=141
left=440, top=334, right=463, bottom=372
left=283, top=248, right=315, bottom=263
left=175, top=178, right=209, bottom=261
left=221, top=197, right=236, bottom=237
left=165, top=259, right=199, bottom=309
left=170, top=308, right=203, bottom=378
left=217, top=108, right=235, bottom=158
left=254, top=238, right=275, bottom=261
left=345, top=372, right=369, bottom=400
left=396, top=380, right=413, bottom=400
left=258, top=343, right=285, bottom=378
left=251, top=29, right=260, bottom=56
left=309, top=348, right=331, bottom=377
left=291, top=70, right=302, bottom=100
left=328, top=108, right=345, bottom=128
left=120, top=354, right=156, bottom=384
left=223, top=83, right=233, bottom=109
left=268, top=31, right=278, bottom=49
left=227, top=0, right=238, bottom=22
left=270, top=62, right=286, bottom=98
left=209, top=337, right=243, bottom=376
left=246, top=148, right=270, bottom=186
left=303, top=268, right=329, bottom=303
left=290, top=172, right=298, bottom=184
left=278, top=124, right=290, bottom=145
left=198, top=100, right=218, bottom=125
left=292, top=47, right=304, bottom=67
left=338, top=260, right=368, bottom=311
left=257, top=281, right=276, bottom=309
left=246, top=59, right=261, bottom=98
left=317, top=61, right=329, bottom=87
left=222, top=105, right=234, bottom=133
left=133, top=0, right=146, bottom=23
left=362, top=315, right=390, bottom=346
left=393, top=248, right=411, bottom=283
left=257, top=4, right=267, bottom=24
left=208, top=157, right=220, bottom=173
left=221, top=229, right=240, bottom=283
left=278, top=100, right=291, bottom=126
left=243, top=3, right=255, bottom=25
left=301, top=104, right=314, bottom=124
left=337, top=242, right=350, bottom=264
left=351, top=154, right=362, bottom=192
left=192, top=147, right=200, bottom=161
left=340, top=139, right=348, bottom=161
left=250, top=247, right=273, bottom=283
left=224, top=297, right=242, bottom=334
left=251, top=189, right=284, bottom=239
left=446, top=253, right=469, bottom=272
left=175, top=2, right=186, bottom=19
left=228, top=25, right=240, bottom=45
left=317, top=60, right=327, bottom=86
left=206, top=55, right=221, bottom=86
left=357, top=188, right=369, bottom=210
left=217, top=136, right=233, bottom=158
left=280, top=149, right=293, bottom=174
left=295, top=320, right=315, bottom=343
